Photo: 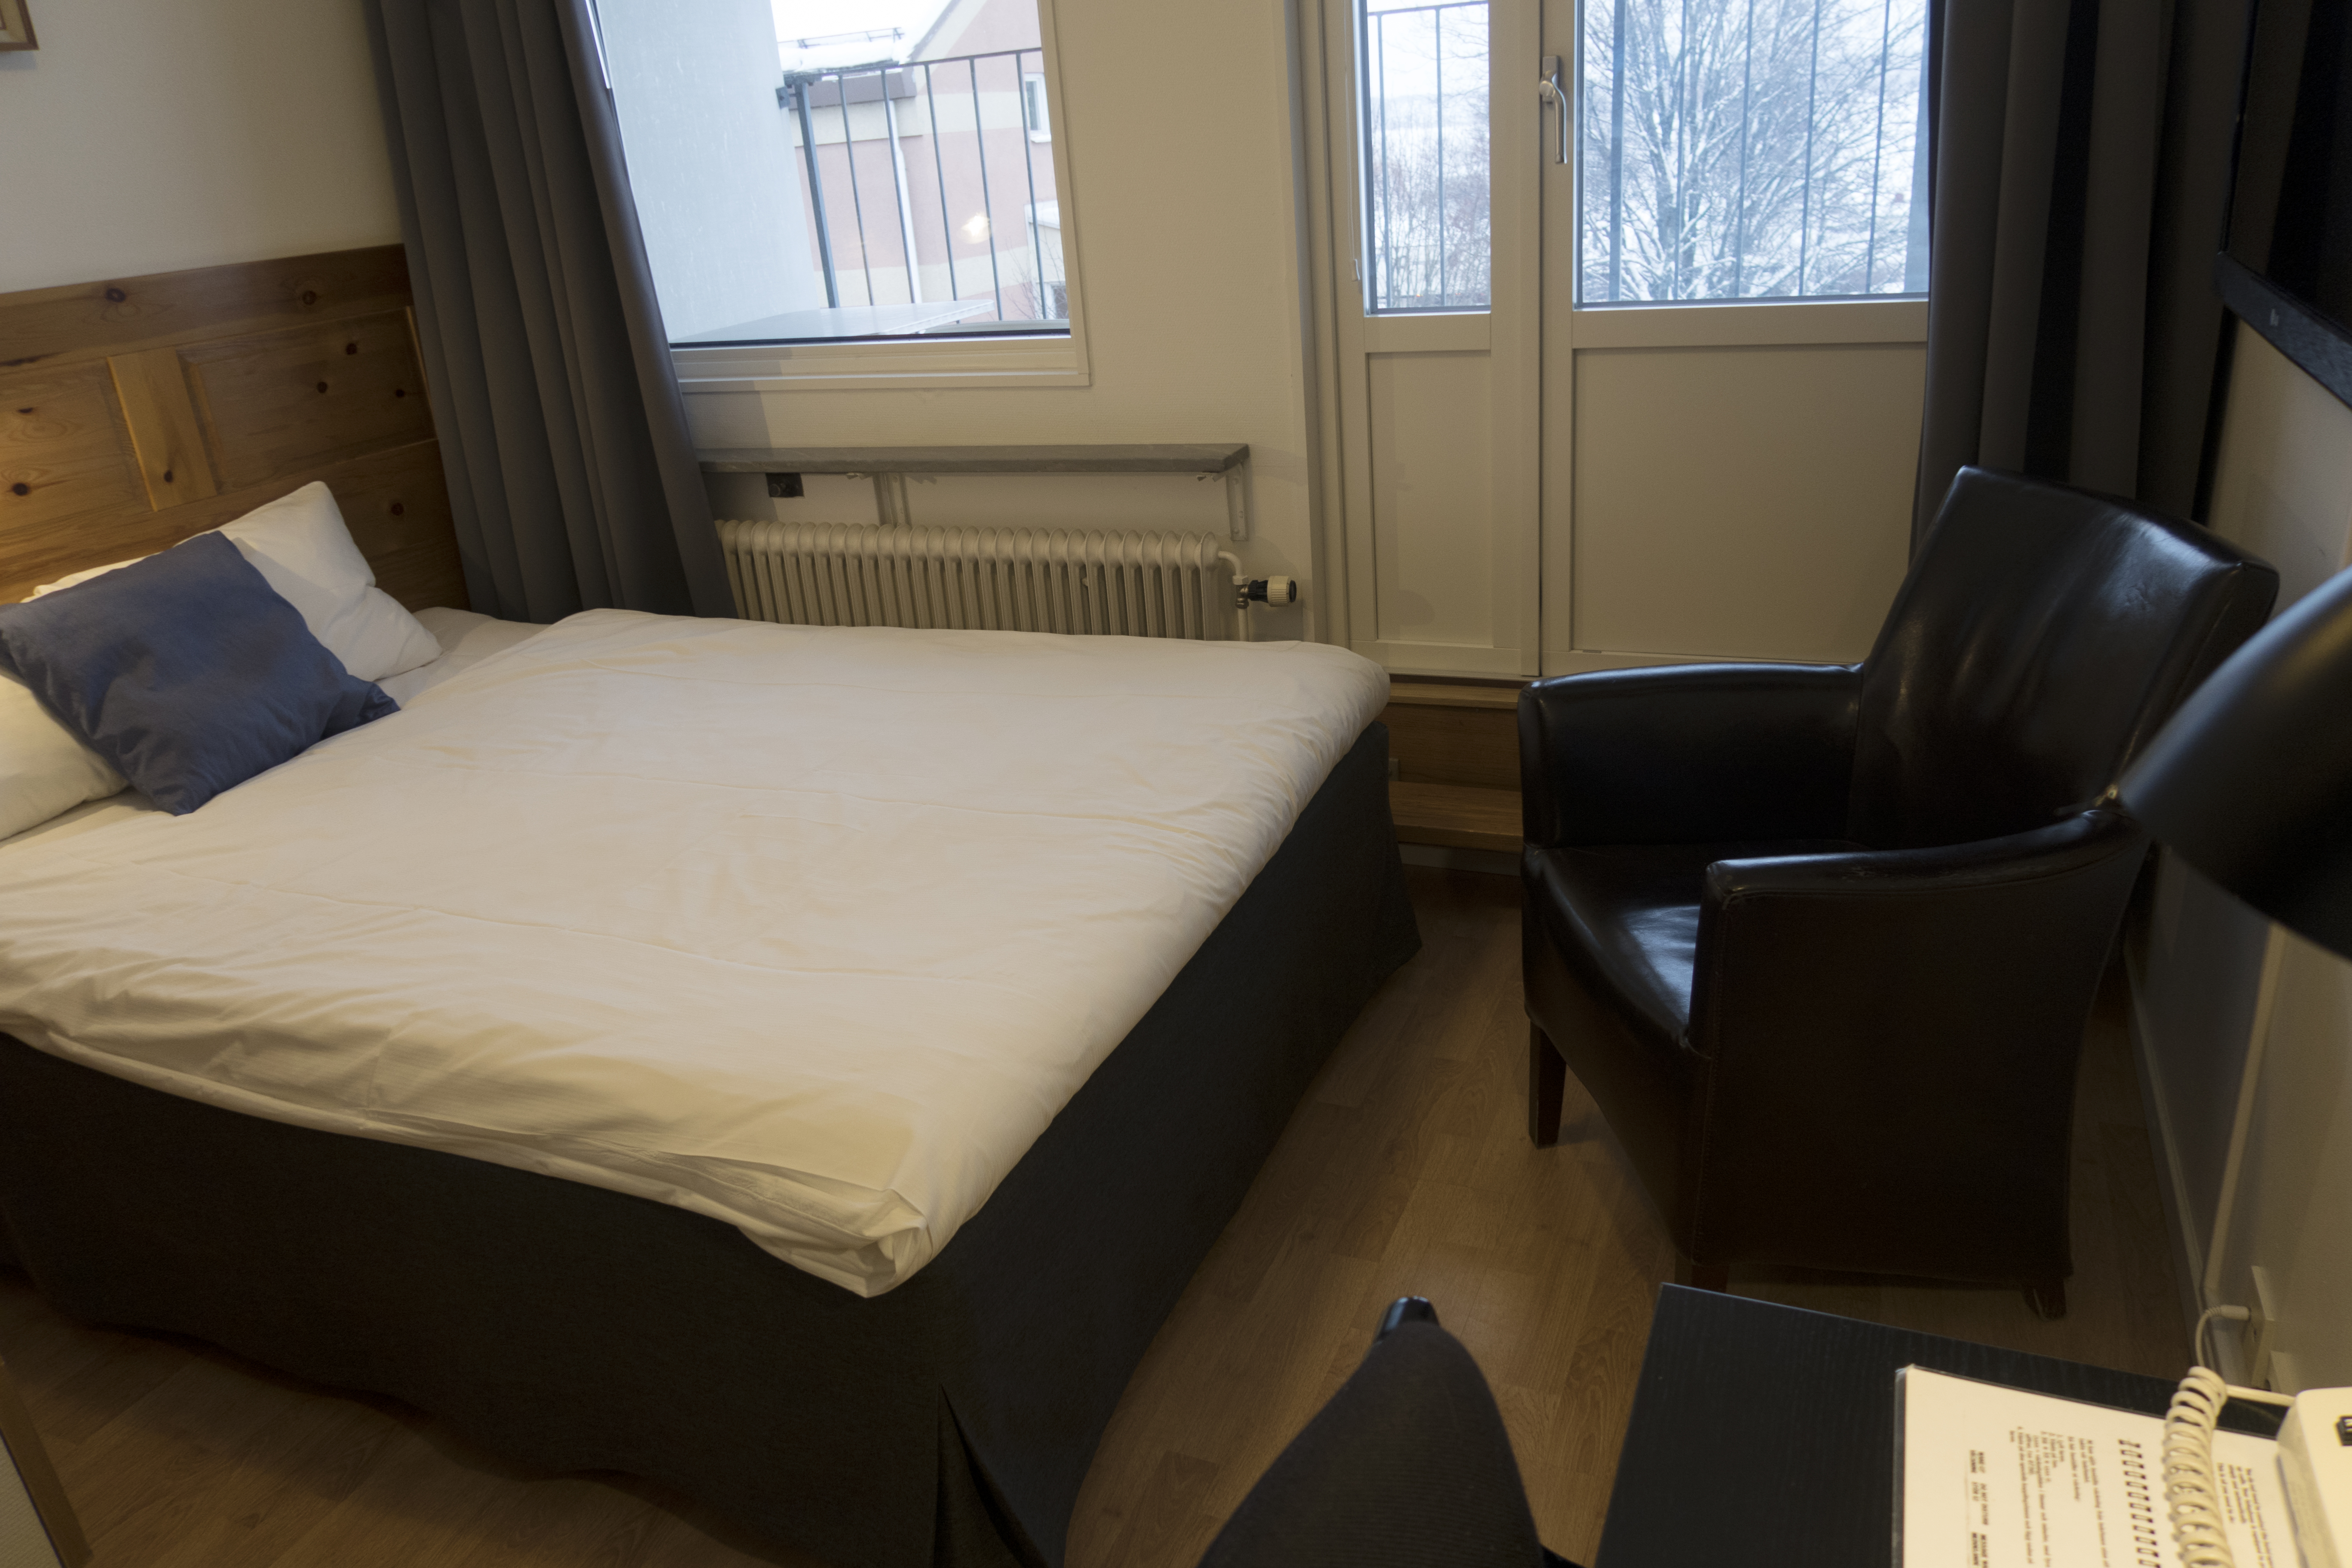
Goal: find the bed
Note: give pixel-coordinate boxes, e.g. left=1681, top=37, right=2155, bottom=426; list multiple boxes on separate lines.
left=0, top=254, right=1419, bottom=1566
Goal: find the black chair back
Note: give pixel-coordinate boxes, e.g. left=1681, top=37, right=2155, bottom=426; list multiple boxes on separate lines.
left=1848, top=467, right=2278, bottom=850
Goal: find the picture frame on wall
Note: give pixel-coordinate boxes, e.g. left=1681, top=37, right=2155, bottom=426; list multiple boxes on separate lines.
left=0, top=0, right=35, bottom=52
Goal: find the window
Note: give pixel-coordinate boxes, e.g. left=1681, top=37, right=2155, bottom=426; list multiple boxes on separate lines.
left=600, top=0, right=1073, bottom=351
left=1578, top=0, right=1930, bottom=303
left=1023, top=72, right=1051, bottom=139
left=1360, top=0, right=1491, bottom=312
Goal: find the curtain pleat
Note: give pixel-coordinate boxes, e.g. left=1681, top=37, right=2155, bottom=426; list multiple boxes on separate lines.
left=364, top=0, right=732, bottom=622
left=1913, top=0, right=2254, bottom=545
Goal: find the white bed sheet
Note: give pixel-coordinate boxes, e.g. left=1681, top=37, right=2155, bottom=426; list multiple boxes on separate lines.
left=0, top=610, right=1387, bottom=1295
left=378, top=606, right=548, bottom=705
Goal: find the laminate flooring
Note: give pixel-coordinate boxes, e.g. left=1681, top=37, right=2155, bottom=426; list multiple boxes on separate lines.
left=0, top=867, right=2192, bottom=1567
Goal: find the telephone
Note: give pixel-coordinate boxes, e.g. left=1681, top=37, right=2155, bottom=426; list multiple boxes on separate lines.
left=2165, top=1310, right=2352, bottom=1568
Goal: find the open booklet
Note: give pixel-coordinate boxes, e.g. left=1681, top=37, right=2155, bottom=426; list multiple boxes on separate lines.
left=1898, top=1366, right=2295, bottom=1568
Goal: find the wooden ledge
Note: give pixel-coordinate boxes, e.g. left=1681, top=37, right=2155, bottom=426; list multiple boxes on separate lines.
left=1390, top=781, right=1522, bottom=854
left=1387, top=681, right=1523, bottom=711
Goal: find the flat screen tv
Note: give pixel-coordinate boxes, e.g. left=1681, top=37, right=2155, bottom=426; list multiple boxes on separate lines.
left=2223, top=0, right=2352, bottom=405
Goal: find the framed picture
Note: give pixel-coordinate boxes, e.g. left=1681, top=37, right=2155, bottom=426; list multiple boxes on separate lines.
left=0, top=0, right=36, bottom=52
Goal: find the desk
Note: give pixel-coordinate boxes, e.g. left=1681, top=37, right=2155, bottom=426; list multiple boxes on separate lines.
left=1597, top=1287, right=2276, bottom=1567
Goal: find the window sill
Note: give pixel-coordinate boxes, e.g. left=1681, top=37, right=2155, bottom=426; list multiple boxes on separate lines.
left=672, top=332, right=1090, bottom=393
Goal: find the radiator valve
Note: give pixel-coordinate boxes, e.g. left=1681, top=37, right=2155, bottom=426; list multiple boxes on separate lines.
left=1237, top=576, right=1299, bottom=609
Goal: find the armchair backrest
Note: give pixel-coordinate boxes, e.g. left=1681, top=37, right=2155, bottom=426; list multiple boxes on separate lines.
left=1847, top=468, right=2278, bottom=850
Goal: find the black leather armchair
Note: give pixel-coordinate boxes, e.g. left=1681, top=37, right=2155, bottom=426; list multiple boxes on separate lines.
left=1519, top=469, right=2279, bottom=1314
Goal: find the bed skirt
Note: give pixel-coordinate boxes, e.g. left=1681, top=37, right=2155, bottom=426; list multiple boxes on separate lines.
left=0, top=721, right=1418, bottom=1568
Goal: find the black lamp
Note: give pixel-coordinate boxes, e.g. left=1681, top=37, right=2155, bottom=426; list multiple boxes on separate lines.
left=2118, top=563, right=2352, bottom=961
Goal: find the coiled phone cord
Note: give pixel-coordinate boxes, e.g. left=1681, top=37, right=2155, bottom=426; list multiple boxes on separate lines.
left=2164, top=1308, right=2298, bottom=1568
left=2164, top=1365, right=2239, bottom=1568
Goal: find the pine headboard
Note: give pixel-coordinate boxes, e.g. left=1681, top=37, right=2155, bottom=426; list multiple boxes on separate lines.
left=0, top=245, right=467, bottom=608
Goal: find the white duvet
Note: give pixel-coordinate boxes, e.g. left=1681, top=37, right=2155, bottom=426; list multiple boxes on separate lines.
left=0, top=610, right=1387, bottom=1294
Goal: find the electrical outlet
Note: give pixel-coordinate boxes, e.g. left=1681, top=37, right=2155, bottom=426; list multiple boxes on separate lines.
left=2248, top=1264, right=2283, bottom=1389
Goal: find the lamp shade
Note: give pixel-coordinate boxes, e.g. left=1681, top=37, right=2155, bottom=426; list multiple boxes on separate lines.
left=2118, top=561, right=2352, bottom=960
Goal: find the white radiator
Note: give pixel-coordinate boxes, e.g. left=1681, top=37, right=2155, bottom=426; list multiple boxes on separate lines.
left=717, top=521, right=1245, bottom=640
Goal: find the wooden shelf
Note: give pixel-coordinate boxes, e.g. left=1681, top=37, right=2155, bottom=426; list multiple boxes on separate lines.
left=1386, top=681, right=1523, bottom=711
left=1389, top=781, right=1522, bottom=854
left=695, top=443, right=1249, bottom=475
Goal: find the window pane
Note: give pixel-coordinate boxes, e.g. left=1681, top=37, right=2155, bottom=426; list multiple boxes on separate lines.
left=605, top=0, right=1067, bottom=346
left=1577, top=0, right=1929, bottom=303
left=1362, top=0, right=1491, bottom=313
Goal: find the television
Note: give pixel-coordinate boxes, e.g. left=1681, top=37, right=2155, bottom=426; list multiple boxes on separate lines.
left=2221, top=0, right=2352, bottom=406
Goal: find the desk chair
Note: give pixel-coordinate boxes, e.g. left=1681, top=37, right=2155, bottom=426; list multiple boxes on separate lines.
left=1198, top=1298, right=1577, bottom=1568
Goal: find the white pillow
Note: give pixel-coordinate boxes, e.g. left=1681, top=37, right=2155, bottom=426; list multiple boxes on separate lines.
left=34, top=482, right=442, bottom=682
left=0, top=671, right=126, bottom=840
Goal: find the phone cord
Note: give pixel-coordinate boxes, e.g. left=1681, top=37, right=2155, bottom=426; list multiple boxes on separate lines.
left=2164, top=1366, right=2237, bottom=1568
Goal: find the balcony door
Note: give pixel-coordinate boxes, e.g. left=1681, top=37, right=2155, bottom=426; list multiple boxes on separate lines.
left=1315, top=0, right=1929, bottom=680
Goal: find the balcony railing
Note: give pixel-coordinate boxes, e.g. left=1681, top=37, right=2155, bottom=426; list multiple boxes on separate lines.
left=780, top=47, right=1065, bottom=331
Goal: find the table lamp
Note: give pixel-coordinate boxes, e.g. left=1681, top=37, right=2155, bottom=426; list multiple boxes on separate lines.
left=2118, top=562, right=2352, bottom=961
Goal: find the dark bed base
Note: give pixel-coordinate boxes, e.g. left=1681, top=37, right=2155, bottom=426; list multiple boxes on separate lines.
left=0, top=723, right=1417, bottom=1568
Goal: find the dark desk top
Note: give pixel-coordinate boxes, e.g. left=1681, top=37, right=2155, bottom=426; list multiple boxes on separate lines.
left=1596, top=1287, right=2275, bottom=1567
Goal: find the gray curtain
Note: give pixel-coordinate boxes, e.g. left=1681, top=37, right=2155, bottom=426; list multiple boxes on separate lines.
left=1913, top=0, right=2254, bottom=545
left=364, top=0, right=734, bottom=622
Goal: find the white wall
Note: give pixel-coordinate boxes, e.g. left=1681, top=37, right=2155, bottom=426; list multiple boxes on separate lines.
left=2134, top=322, right=2352, bottom=1391
left=687, top=0, right=1322, bottom=634
left=0, top=0, right=398, bottom=294
left=601, top=0, right=829, bottom=341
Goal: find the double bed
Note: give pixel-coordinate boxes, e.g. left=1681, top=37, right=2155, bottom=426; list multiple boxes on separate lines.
left=0, top=251, right=1418, bottom=1568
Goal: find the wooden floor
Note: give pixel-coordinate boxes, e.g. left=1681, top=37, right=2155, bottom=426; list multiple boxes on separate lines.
left=0, top=866, right=2190, bottom=1568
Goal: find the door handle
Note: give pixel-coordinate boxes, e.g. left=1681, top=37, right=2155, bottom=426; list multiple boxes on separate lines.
left=1539, top=55, right=1567, bottom=165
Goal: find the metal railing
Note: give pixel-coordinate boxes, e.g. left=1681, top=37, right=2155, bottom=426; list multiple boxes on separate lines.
left=780, top=47, right=1063, bottom=327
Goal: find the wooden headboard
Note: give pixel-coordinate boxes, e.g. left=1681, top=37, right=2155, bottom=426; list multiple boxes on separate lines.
left=0, top=246, right=467, bottom=608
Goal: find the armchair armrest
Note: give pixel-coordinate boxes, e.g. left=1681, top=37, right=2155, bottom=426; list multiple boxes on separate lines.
left=1516, top=663, right=1861, bottom=848
left=1698, top=808, right=2140, bottom=905
left=1677, top=809, right=2147, bottom=1281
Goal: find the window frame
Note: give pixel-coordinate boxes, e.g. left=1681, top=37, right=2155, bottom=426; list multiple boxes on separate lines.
left=1022, top=72, right=1051, bottom=140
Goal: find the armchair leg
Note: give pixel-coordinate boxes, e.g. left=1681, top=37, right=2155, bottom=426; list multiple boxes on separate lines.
left=2023, top=1278, right=2068, bottom=1320
left=1677, top=1257, right=1730, bottom=1293
left=1528, top=1023, right=1566, bottom=1148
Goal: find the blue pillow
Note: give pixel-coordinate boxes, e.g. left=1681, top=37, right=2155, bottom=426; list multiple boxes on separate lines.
left=0, top=531, right=395, bottom=815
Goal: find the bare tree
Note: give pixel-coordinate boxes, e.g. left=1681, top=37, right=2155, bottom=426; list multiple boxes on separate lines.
left=1580, top=0, right=1924, bottom=301
left=1365, top=2, right=1492, bottom=309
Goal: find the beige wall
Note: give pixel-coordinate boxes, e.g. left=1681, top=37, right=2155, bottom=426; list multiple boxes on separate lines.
left=2133, top=323, right=2352, bottom=1391
left=0, top=0, right=399, bottom=294
left=685, top=0, right=1323, bottom=635
left=0, top=0, right=1322, bottom=625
